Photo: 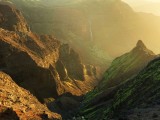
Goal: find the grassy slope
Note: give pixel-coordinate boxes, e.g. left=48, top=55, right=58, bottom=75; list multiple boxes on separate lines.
left=104, top=57, right=160, bottom=119
left=77, top=41, right=156, bottom=120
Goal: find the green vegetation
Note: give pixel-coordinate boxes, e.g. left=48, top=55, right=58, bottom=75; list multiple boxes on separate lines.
left=78, top=57, right=160, bottom=119
left=76, top=41, right=156, bottom=120
left=103, top=58, right=160, bottom=118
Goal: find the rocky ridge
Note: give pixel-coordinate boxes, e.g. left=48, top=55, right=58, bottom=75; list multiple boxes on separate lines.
left=0, top=3, right=99, bottom=119
left=0, top=3, right=98, bottom=102
left=102, top=57, right=160, bottom=119
left=0, top=71, right=61, bottom=119
left=77, top=40, right=157, bottom=120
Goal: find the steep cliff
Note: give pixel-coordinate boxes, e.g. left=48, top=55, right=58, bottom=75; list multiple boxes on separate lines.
left=0, top=3, right=29, bottom=33
left=0, top=3, right=98, bottom=104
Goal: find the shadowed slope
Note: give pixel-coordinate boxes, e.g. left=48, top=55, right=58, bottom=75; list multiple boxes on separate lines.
left=78, top=40, right=156, bottom=120
left=0, top=3, right=98, bottom=109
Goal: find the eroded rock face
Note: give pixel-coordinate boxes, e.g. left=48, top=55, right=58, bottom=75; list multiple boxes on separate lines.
left=0, top=3, right=98, bottom=103
left=0, top=31, right=58, bottom=101
left=0, top=72, right=61, bottom=120
left=0, top=4, right=30, bottom=33
left=58, top=44, right=84, bottom=81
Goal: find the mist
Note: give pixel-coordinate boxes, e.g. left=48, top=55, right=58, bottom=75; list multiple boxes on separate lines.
left=1, top=0, right=160, bottom=120
left=123, top=0, right=160, bottom=15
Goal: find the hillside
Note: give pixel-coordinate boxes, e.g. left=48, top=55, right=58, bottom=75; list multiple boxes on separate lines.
left=100, top=57, right=160, bottom=119
left=77, top=40, right=156, bottom=120
left=100, top=40, right=156, bottom=89
left=0, top=3, right=99, bottom=117
left=0, top=71, right=61, bottom=119
left=76, top=58, right=160, bottom=120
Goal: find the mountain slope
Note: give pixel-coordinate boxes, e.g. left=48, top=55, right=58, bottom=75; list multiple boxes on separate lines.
left=102, top=57, right=160, bottom=119
left=0, top=3, right=98, bottom=107
left=100, top=40, right=156, bottom=89
left=0, top=71, right=61, bottom=119
left=77, top=40, right=156, bottom=120
left=77, top=56, right=160, bottom=120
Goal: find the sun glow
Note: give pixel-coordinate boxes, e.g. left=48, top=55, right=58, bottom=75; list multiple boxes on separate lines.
left=123, top=0, right=160, bottom=15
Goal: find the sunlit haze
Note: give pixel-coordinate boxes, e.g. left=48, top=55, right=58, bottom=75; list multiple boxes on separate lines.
left=123, top=0, right=160, bottom=15
left=1, top=0, right=160, bottom=119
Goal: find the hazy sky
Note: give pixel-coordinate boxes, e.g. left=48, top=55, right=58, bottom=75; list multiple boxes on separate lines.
left=123, top=0, right=160, bottom=15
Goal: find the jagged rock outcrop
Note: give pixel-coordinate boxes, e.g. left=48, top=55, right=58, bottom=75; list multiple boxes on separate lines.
left=0, top=3, right=98, bottom=105
left=0, top=4, right=30, bottom=33
left=0, top=28, right=59, bottom=102
left=58, top=44, right=84, bottom=81
left=0, top=72, right=61, bottom=120
left=77, top=40, right=156, bottom=120
left=56, top=44, right=97, bottom=81
left=99, top=40, right=156, bottom=89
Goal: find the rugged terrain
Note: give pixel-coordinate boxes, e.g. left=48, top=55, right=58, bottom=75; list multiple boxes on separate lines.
left=100, top=40, right=156, bottom=89
left=0, top=72, right=61, bottom=119
left=0, top=3, right=99, bottom=119
left=77, top=40, right=157, bottom=120
left=100, top=56, right=160, bottom=120
left=4, top=0, right=160, bottom=63
left=1, top=1, right=160, bottom=120
left=0, top=3, right=98, bottom=99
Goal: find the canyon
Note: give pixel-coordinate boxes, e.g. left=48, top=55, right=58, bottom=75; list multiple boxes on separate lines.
left=1, top=0, right=160, bottom=120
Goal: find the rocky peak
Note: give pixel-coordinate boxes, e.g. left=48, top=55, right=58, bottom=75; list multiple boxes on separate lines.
left=136, top=40, right=146, bottom=49
left=133, top=40, right=155, bottom=56
left=101, top=40, right=156, bottom=88
left=0, top=4, right=30, bottom=33
left=78, top=41, right=157, bottom=119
